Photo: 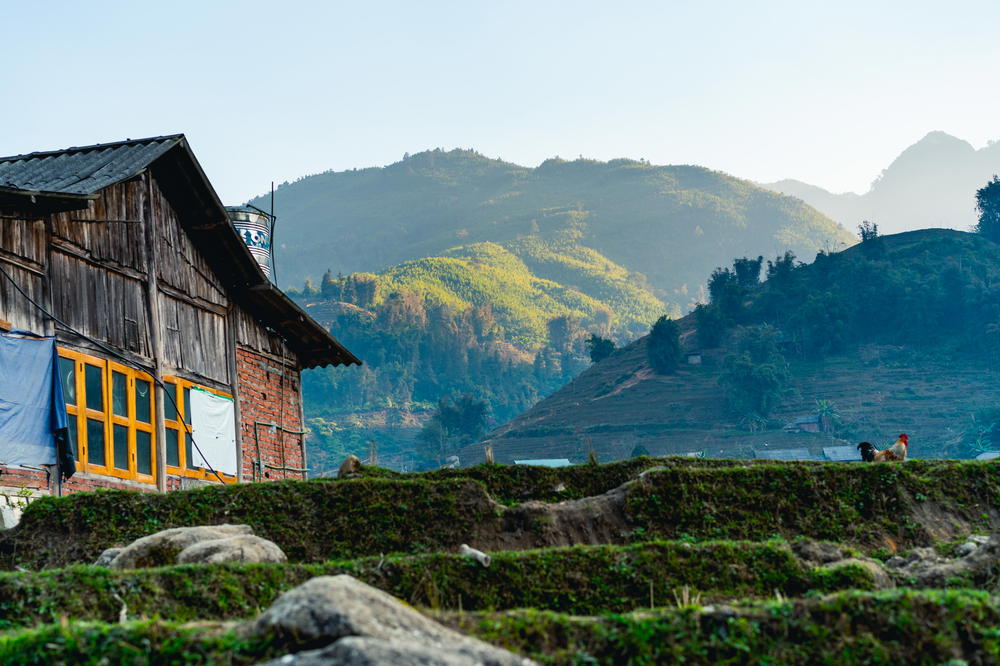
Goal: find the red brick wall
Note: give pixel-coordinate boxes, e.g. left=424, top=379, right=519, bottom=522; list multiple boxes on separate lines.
left=235, top=346, right=305, bottom=482
left=0, top=467, right=52, bottom=494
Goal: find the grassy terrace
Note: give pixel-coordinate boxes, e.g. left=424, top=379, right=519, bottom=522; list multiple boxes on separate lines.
left=0, top=458, right=997, bottom=664
left=444, top=589, right=1000, bottom=665
left=2, top=589, right=998, bottom=666
left=2, top=458, right=998, bottom=570
left=0, top=541, right=883, bottom=630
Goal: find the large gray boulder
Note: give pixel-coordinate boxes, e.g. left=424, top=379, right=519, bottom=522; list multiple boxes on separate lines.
left=105, top=525, right=285, bottom=569
left=177, top=534, right=287, bottom=565
left=244, top=575, right=533, bottom=665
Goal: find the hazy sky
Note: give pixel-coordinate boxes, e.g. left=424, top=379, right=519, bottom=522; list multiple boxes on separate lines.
left=4, top=1, right=999, bottom=204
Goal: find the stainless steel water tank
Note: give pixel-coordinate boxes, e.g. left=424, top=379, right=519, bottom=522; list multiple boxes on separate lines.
left=226, top=206, right=272, bottom=279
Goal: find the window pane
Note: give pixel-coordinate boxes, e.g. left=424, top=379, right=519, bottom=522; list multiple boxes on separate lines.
left=136, top=430, right=152, bottom=476
left=59, top=357, right=76, bottom=403
left=85, top=365, right=103, bottom=412
left=166, top=428, right=180, bottom=467
left=67, top=417, right=79, bottom=460
left=164, top=383, right=177, bottom=421
left=112, top=371, right=127, bottom=418
left=134, top=379, right=151, bottom=423
left=186, top=436, right=197, bottom=470
left=86, top=418, right=105, bottom=466
left=113, top=424, right=129, bottom=470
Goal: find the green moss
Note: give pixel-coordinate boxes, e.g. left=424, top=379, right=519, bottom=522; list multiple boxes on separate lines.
left=0, top=619, right=281, bottom=666
left=444, top=589, right=1000, bottom=665
left=0, top=540, right=879, bottom=629
left=5, top=459, right=998, bottom=571
left=625, top=460, right=1000, bottom=548
left=1, top=478, right=495, bottom=570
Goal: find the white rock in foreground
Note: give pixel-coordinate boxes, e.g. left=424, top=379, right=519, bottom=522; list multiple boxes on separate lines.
left=247, top=575, right=534, bottom=666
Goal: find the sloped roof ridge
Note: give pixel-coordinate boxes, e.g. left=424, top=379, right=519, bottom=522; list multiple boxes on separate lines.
left=0, top=134, right=184, bottom=163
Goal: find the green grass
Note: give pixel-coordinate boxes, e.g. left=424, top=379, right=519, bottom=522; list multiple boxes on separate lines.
left=0, top=541, right=880, bottom=629
left=4, top=458, right=999, bottom=570
left=447, top=589, right=1000, bottom=665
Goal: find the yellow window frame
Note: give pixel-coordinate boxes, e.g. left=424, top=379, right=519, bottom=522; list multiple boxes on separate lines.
left=58, top=348, right=157, bottom=484
left=163, top=376, right=237, bottom=484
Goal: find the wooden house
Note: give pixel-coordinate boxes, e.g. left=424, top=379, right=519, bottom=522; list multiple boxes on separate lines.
left=0, top=135, right=359, bottom=502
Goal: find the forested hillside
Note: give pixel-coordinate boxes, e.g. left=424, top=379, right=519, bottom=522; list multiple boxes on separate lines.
left=255, top=149, right=852, bottom=307
left=475, top=229, right=1000, bottom=464
left=258, top=150, right=856, bottom=473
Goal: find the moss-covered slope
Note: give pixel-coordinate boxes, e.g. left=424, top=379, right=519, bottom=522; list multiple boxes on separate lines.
left=3, top=459, right=998, bottom=570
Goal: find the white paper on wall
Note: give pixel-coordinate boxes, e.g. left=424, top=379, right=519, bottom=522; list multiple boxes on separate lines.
left=189, top=387, right=237, bottom=476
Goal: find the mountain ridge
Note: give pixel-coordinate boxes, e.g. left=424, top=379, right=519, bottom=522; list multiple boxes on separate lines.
left=763, top=131, right=1000, bottom=234
left=254, top=149, right=854, bottom=314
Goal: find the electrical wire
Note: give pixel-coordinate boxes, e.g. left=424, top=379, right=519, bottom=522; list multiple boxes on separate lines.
left=0, top=260, right=228, bottom=484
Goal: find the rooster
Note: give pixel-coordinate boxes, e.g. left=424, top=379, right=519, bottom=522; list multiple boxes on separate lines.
left=887, top=433, right=909, bottom=461
left=857, top=441, right=899, bottom=462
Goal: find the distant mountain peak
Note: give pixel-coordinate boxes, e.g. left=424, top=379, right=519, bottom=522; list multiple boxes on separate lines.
left=763, top=131, right=999, bottom=235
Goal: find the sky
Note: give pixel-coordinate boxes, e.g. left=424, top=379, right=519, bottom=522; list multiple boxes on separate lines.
left=3, top=0, right=1000, bottom=204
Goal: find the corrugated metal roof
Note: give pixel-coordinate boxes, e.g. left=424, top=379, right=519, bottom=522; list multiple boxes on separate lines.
left=0, top=135, right=183, bottom=195
left=823, top=446, right=860, bottom=462
left=514, top=459, right=573, bottom=468
left=753, top=448, right=819, bottom=461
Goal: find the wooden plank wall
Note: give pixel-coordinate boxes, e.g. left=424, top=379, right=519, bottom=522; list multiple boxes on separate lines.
left=48, top=181, right=152, bottom=359
left=235, top=308, right=296, bottom=361
left=0, top=215, right=46, bottom=332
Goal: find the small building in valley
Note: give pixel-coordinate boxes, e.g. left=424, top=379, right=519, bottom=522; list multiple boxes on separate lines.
left=0, top=135, right=360, bottom=505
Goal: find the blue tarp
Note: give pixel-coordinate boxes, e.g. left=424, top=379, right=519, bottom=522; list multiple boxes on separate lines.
left=0, top=331, right=66, bottom=466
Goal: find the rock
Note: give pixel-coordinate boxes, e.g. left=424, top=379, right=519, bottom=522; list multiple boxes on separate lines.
left=884, top=556, right=907, bottom=569
left=968, top=534, right=991, bottom=545
left=820, top=558, right=894, bottom=589
left=792, top=539, right=845, bottom=565
left=892, top=536, right=1000, bottom=587
left=257, top=636, right=507, bottom=666
left=458, top=544, right=491, bottom=567
left=242, top=575, right=533, bottom=665
left=176, top=534, right=287, bottom=565
left=338, top=455, right=362, bottom=479
left=93, top=547, right=122, bottom=567
left=905, top=547, right=943, bottom=565
left=108, top=524, right=254, bottom=570
left=955, top=541, right=978, bottom=558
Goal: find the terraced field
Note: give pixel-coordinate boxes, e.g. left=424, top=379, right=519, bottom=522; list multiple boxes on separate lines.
left=1, top=458, right=999, bottom=664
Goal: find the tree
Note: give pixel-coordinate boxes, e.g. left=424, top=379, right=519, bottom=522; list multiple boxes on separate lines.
left=732, top=256, right=764, bottom=288
left=708, top=267, right=741, bottom=318
left=587, top=334, right=616, bottom=363
left=857, top=220, right=884, bottom=258
left=718, top=352, right=789, bottom=421
left=320, top=269, right=336, bottom=299
left=647, top=315, right=682, bottom=374
left=694, top=303, right=727, bottom=348
left=630, top=444, right=651, bottom=458
left=718, top=326, right=791, bottom=423
left=415, top=393, right=489, bottom=466
left=976, top=176, right=1000, bottom=243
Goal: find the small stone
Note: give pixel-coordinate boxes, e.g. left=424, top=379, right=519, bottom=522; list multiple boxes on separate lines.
left=884, top=556, right=906, bottom=569
left=93, top=547, right=122, bottom=567
left=955, top=542, right=978, bottom=558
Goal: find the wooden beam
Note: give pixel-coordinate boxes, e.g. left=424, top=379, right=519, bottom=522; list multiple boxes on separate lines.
left=141, top=172, right=169, bottom=493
